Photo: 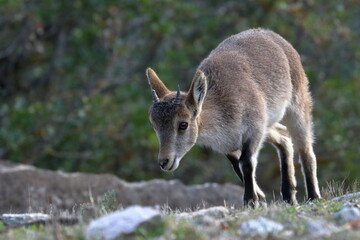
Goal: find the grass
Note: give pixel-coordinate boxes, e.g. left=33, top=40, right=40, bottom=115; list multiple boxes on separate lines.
left=322, top=179, right=360, bottom=199
left=0, top=181, right=360, bottom=240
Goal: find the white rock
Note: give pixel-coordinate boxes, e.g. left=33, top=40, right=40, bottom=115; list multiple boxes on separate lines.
left=335, top=206, right=360, bottom=222
left=343, top=201, right=360, bottom=208
left=331, top=192, right=360, bottom=202
left=175, top=206, right=229, bottom=220
left=306, top=219, right=340, bottom=237
left=239, top=217, right=284, bottom=237
left=85, top=205, right=161, bottom=240
left=0, top=213, right=50, bottom=227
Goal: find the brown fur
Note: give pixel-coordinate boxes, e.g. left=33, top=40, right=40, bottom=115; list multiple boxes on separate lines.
left=146, top=28, right=321, bottom=207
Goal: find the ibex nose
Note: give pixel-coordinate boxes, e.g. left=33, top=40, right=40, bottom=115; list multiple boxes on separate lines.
left=159, top=159, right=169, bottom=169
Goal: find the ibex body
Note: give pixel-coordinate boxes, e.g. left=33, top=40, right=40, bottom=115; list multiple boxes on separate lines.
left=146, top=28, right=321, bottom=207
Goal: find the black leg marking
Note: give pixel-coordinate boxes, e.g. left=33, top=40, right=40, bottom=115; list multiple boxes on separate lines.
left=226, top=154, right=243, bottom=183
left=275, top=143, right=297, bottom=204
left=303, top=165, right=320, bottom=200
left=239, top=140, right=258, bottom=207
left=299, top=150, right=321, bottom=201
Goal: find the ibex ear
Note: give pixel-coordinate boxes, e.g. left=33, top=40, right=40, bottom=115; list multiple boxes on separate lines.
left=186, top=70, right=207, bottom=117
left=146, top=68, right=170, bottom=98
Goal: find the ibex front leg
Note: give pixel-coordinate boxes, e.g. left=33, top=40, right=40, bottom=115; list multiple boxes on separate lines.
left=226, top=150, right=243, bottom=183
left=239, top=139, right=265, bottom=208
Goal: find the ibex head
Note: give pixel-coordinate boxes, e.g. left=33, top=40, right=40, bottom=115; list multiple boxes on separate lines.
left=146, top=68, right=207, bottom=171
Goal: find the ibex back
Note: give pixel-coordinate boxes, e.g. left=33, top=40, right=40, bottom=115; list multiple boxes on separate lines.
left=146, top=28, right=321, bottom=207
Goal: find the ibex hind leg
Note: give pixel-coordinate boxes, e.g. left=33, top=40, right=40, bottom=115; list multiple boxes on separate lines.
left=267, top=123, right=297, bottom=204
left=283, top=96, right=321, bottom=201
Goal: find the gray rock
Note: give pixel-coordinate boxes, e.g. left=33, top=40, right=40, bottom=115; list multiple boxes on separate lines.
left=175, top=206, right=229, bottom=220
left=239, top=217, right=284, bottom=237
left=174, top=206, right=233, bottom=240
left=331, top=192, right=360, bottom=202
left=0, top=213, right=78, bottom=227
left=306, top=219, right=340, bottom=238
left=85, top=205, right=161, bottom=240
left=0, top=213, right=50, bottom=227
left=0, top=160, right=244, bottom=213
left=335, top=206, right=360, bottom=222
left=343, top=201, right=360, bottom=208
left=174, top=206, right=231, bottom=229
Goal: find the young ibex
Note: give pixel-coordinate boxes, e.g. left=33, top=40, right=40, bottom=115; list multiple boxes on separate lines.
left=146, top=28, right=321, bottom=207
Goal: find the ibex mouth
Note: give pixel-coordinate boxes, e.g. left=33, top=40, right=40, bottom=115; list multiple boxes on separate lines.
left=168, top=159, right=176, bottom=171
left=165, top=156, right=179, bottom=172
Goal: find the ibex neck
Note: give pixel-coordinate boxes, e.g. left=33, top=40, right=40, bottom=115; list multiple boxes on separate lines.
left=196, top=105, right=238, bottom=154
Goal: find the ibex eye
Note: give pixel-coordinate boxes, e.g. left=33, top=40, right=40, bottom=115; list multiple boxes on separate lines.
left=179, top=122, right=188, bottom=131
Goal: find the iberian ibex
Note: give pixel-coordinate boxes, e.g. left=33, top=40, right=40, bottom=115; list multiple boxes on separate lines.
left=146, top=28, right=321, bottom=207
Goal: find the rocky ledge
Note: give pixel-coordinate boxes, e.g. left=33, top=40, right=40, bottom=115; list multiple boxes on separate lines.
left=0, top=160, right=244, bottom=213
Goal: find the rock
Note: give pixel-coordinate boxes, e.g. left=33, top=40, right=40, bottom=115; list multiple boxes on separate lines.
left=239, top=217, right=284, bottom=237
left=174, top=206, right=230, bottom=229
left=331, top=192, right=360, bottom=202
left=175, top=206, right=229, bottom=220
left=174, top=206, right=233, bottom=240
left=85, top=206, right=161, bottom=240
left=335, top=206, right=360, bottom=222
left=0, top=213, right=50, bottom=227
left=0, top=160, right=244, bottom=213
left=343, top=201, right=360, bottom=208
left=305, top=219, right=340, bottom=238
left=0, top=213, right=79, bottom=227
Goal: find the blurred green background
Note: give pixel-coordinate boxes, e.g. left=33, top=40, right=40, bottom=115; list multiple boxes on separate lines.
left=0, top=0, right=359, bottom=198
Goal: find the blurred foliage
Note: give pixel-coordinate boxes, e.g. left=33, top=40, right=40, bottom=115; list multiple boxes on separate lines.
left=0, top=0, right=359, bottom=195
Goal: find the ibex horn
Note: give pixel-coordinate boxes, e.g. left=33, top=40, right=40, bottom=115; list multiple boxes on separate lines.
left=152, top=89, right=159, bottom=103
left=174, top=85, right=181, bottom=104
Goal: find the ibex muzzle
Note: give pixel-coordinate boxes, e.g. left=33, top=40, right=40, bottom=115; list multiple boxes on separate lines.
left=146, top=28, right=321, bottom=207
